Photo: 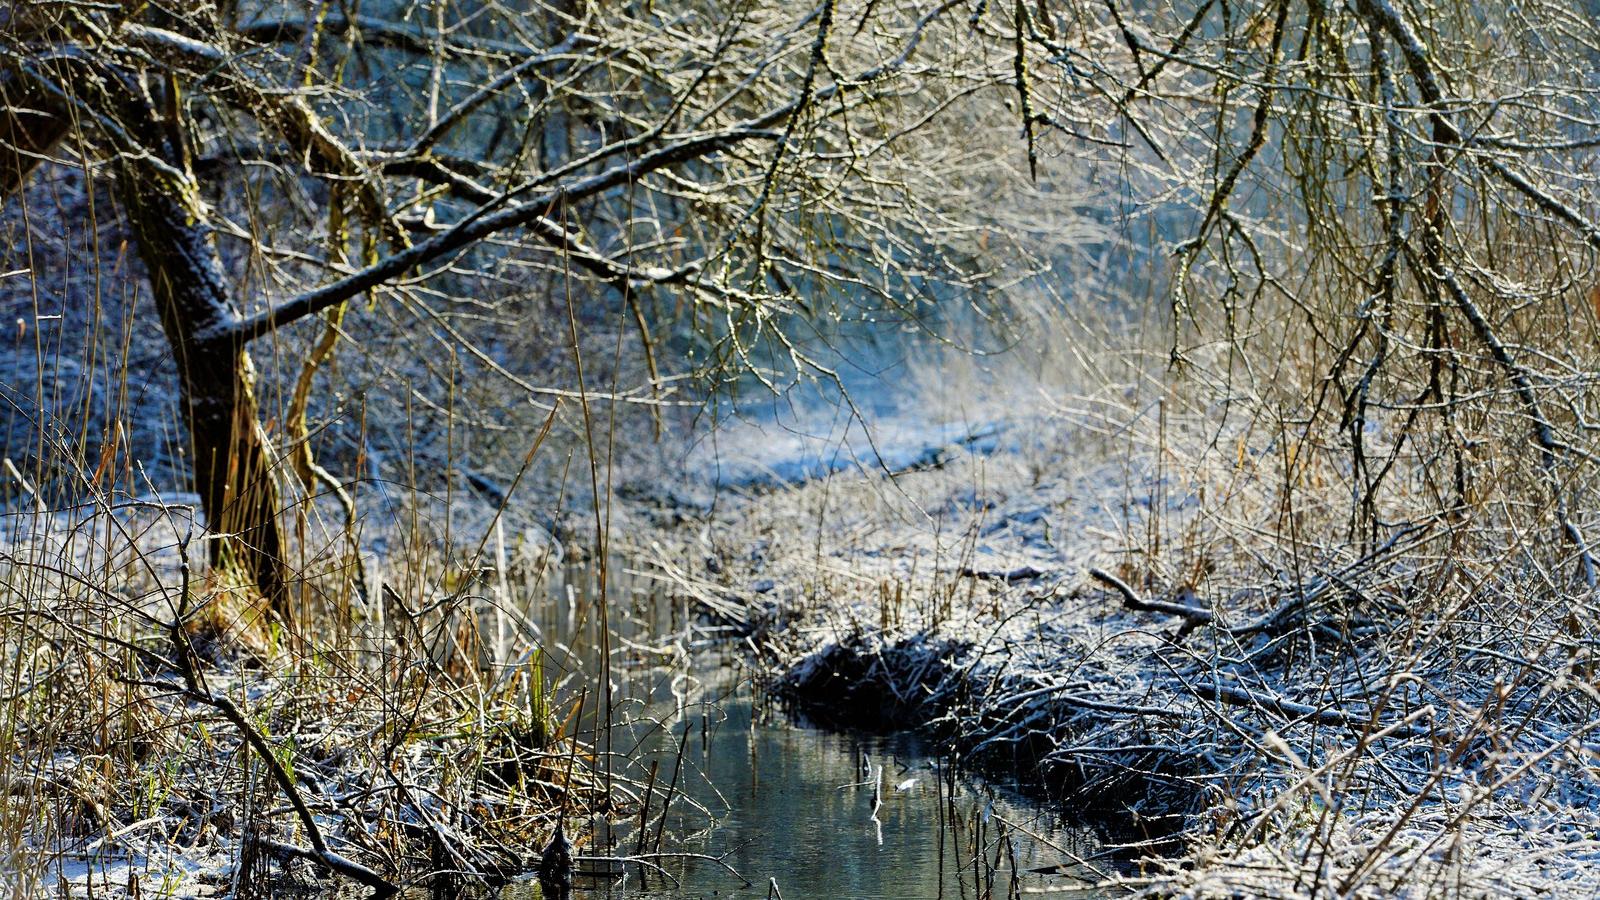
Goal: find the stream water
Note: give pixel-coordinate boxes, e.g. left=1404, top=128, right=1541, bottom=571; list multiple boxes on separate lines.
left=489, top=559, right=1115, bottom=899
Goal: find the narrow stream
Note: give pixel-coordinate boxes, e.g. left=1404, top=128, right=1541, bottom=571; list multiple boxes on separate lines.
left=491, top=559, right=1115, bottom=899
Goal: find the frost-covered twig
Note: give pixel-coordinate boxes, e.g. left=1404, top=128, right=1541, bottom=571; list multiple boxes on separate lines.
left=1088, top=567, right=1212, bottom=625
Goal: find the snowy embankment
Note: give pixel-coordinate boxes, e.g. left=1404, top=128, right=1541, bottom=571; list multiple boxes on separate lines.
left=630, top=408, right=1600, bottom=898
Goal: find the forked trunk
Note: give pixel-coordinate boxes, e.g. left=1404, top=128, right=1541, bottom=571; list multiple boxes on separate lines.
left=118, top=152, right=291, bottom=620
left=0, top=52, right=294, bottom=619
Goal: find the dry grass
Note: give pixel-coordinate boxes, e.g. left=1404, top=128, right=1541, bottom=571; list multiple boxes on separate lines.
left=0, top=493, right=593, bottom=895
left=632, top=304, right=1600, bottom=897
left=6, top=3, right=1600, bottom=896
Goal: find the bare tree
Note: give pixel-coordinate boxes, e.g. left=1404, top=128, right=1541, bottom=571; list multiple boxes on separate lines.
left=1001, top=1, right=1600, bottom=574
left=1, top=0, right=1057, bottom=610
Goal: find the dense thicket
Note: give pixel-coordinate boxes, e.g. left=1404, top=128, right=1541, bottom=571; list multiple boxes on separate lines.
left=6, top=0, right=1600, bottom=895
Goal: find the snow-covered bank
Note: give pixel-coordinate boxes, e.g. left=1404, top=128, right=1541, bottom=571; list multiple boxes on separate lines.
left=635, top=407, right=1600, bottom=897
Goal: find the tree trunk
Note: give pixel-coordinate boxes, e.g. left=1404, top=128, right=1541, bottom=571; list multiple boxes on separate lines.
left=3, top=47, right=294, bottom=619
left=117, top=148, right=291, bottom=620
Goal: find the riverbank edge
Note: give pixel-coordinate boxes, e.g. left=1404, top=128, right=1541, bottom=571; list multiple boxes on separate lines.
left=771, top=629, right=1205, bottom=851
left=625, top=423, right=1600, bottom=899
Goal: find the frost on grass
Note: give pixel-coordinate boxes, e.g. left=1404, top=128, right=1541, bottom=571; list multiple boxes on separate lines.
left=0, top=493, right=604, bottom=898
left=638, top=402, right=1600, bottom=898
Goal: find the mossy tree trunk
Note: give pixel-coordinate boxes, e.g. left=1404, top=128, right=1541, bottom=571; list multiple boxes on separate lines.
left=2, top=53, right=293, bottom=618
left=113, top=86, right=291, bottom=620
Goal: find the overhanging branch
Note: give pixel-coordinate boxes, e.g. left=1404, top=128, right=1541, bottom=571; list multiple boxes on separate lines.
left=1355, top=0, right=1600, bottom=251
left=225, top=127, right=781, bottom=343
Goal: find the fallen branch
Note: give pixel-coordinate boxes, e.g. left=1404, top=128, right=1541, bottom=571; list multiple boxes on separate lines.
left=1191, top=680, right=1434, bottom=739
left=958, top=564, right=1049, bottom=583
left=1095, top=522, right=1430, bottom=639
left=1088, top=568, right=1212, bottom=624
left=256, top=837, right=397, bottom=894
left=159, top=533, right=398, bottom=897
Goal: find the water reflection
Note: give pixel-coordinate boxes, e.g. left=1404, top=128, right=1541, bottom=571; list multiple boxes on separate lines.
left=492, top=562, right=1114, bottom=899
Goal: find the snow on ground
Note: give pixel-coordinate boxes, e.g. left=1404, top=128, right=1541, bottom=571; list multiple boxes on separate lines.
left=630, top=402, right=1600, bottom=898
left=11, top=392, right=1600, bottom=896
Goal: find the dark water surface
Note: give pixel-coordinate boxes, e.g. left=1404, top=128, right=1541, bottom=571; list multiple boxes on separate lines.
left=490, top=561, right=1114, bottom=899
